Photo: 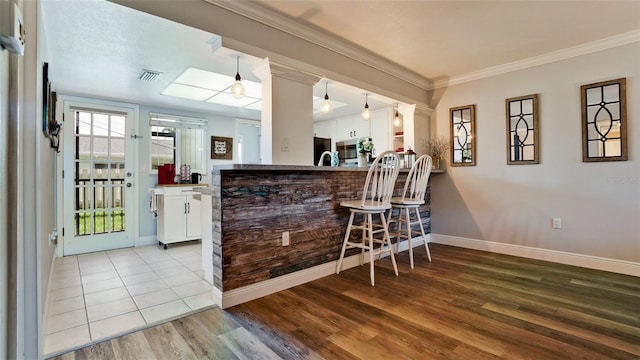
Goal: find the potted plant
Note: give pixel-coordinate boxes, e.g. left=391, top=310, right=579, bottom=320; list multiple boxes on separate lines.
left=426, top=136, right=449, bottom=170
left=357, top=137, right=374, bottom=167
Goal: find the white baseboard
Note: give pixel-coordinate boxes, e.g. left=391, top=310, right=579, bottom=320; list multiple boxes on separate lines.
left=431, top=234, right=640, bottom=277
left=136, top=235, right=157, bottom=247
left=41, top=249, right=58, bottom=346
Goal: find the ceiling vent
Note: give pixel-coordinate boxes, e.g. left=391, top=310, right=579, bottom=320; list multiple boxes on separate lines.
left=138, top=69, right=163, bottom=82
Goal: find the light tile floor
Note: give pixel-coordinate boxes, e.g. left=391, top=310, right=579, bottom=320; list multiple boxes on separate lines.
left=43, top=241, right=214, bottom=357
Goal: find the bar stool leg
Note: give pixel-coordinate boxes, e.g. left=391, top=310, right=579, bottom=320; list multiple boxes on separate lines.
left=380, top=212, right=398, bottom=276
left=360, top=213, right=368, bottom=265
left=404, top=207, right=415, bottom=269
left=367, top=213, right=375, bottom=286
left=336, top=211, right=355, bottom=274
left=414, top=207, right=431, bottom=262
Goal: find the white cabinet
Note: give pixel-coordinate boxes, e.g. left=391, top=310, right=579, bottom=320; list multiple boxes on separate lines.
left=335, top=115, right=369, bottom=141
left=313, top=120, right=332, bottom=139
left=369, top=109, right=391, bottom=153
left=156, top=185, right=204, bottom=249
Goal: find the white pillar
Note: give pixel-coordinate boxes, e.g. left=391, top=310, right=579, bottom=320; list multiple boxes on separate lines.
left=253, top=59, right=321, bottom=165
left=413, top=104, right=433, bottom=157
left=398, top=103, right=433, bottom=157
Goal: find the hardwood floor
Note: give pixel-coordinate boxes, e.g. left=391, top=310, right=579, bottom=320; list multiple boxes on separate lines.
left=50, top=244, right=640, bottom=359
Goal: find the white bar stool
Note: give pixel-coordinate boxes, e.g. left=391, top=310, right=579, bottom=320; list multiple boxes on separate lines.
left=390, top=155, right=433, bottom=268
left=336, top=150, right=401, bottom=286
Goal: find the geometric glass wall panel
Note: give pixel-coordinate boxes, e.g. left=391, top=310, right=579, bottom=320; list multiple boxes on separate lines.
left=506, top=94, right=539, bottom=164
left=581, top=78, right=627, bottom=162
left=450, top=105, right=476, bottom=166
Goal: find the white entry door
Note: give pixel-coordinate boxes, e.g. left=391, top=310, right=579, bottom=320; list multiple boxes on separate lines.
left=62, top=101, right=137, bottom=255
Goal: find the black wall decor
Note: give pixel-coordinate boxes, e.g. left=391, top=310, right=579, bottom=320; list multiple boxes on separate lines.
left=42, top=62, right=61, bottom=151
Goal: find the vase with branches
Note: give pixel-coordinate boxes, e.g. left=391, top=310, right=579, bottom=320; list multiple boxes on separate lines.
left=426, top=136, right=449, bottom=169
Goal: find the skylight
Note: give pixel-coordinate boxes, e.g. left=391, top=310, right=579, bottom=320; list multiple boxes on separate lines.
left=163, top=68, right=349, bottom=114
left=162, top=67, right=261, bottom=110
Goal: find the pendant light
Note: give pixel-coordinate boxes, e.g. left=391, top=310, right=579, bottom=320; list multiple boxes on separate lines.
left=361, top=93, right=371, bottom=120
left=393, top=104, right=401, bottom=126
left=320, top=82, right=332, bottom=113
left=230, top=56, right=245, bottom=99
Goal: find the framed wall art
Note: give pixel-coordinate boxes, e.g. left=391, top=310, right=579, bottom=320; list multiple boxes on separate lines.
left=211, top=136, right=233, bottom=160
left=506, top=94, right=539, bottom=165
left=450, top=104, right=476, bottom=166
left=581, top=78, right=627, bottom=162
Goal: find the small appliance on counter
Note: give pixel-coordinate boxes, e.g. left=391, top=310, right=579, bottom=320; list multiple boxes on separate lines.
left=191, top=172, right=202, bottom=184
left=157, top=164, right=176, bottom=185
left=179, top=164, right=191, bottom=184
left=404, top=148, right=416, bottom=168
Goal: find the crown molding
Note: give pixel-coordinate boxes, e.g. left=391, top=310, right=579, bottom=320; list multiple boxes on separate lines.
left=434, top=30, right=640, bottom=89
left=204, top=0, right=433, bottom=91
left=253, top=58, right=323, bottom=85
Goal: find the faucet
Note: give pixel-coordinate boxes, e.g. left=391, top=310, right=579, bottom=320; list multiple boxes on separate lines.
left=317, top=151, right=333, bottom=166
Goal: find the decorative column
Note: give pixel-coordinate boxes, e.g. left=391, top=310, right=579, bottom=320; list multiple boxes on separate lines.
left=253, top=59, right=322, bottom=165
left=413, top=104, right=433, bottom=157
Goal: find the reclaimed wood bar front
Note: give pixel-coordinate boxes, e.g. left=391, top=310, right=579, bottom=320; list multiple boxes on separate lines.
left=206, top=164, right=433, bottom=307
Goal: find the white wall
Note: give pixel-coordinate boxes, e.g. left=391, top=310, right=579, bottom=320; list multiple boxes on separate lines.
left=36, top=4, right=58, bottom=358
left=430, top=42, right=640, bottom=263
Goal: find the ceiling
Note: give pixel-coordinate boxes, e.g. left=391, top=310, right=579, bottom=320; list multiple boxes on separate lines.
left=41, top=0, right=640, bottom=121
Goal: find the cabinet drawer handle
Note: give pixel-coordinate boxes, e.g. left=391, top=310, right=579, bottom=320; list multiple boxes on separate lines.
left=184, top=203, right=187, bottom=214
left=187, top=202, right=191, bottom=214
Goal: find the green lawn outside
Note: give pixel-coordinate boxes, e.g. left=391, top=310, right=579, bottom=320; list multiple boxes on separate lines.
left=75, top=210, right=125, bottom=236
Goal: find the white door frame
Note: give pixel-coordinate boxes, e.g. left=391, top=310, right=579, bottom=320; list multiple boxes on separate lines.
left=59, top=96, right=139, bottom=256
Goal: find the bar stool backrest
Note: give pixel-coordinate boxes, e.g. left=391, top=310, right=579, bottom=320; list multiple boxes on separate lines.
left=360, top=150, right=401, bottom=206
left=400, top=155, right=433, bottom=203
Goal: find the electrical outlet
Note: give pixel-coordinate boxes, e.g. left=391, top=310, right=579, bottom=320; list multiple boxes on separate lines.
left=282, top=231, right=290, bottom=246
left=552, top=218, right=562, bottom=229
left=281, top=138, right=290, bottom=152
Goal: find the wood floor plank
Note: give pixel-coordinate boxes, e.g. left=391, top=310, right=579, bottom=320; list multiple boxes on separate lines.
left=110, top=331, right=156, bottom=360
left=143, top=322, right=199, bottom=360
left=217, top=327, right=282, bottom=360
left=73, top=340, right=116, bottom=360
left=171, top=315, right=240, bottom=360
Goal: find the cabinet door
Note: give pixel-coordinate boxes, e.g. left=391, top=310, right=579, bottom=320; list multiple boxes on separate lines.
left=162, top=196, right=187, bottom=241
left=370, top=110, right=390, bottom=153
left=335, top=118, right=354, bottom=141
left=313, top=120, right=332, bottom=139
left=186, top=197, right=202, bottom=238
left=353, top=116, right=370, bottom=140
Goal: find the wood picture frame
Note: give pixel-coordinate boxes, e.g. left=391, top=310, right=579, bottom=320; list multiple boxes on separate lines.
left=581, top=78, right=627, bottom=162
left=506, top=94, right=539, bottom=165
left=450, top=104, right=476, bottom=167
left=211, top=136, right=233, bottom=160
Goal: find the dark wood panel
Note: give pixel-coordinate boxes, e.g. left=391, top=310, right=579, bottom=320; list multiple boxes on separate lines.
left=50, top=245, right=640, bottom=360
left=213, top=169, right=431, bottom=291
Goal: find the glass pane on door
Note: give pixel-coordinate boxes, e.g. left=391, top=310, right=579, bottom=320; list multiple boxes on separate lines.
left=73, top=110, right=126, bottom=236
